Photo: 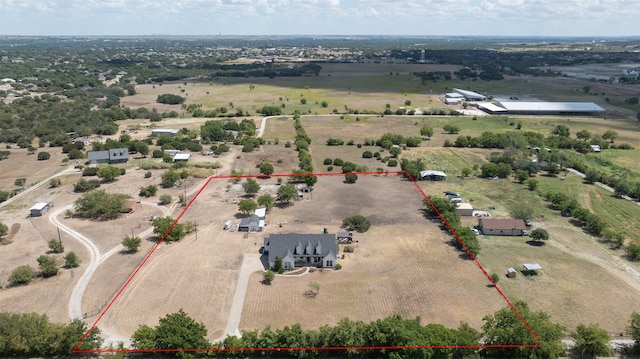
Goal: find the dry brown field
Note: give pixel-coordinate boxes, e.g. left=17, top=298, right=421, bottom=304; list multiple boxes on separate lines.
left=0, top=146, right=71, bottom=190
left=96, top=174, right=508, bottom=342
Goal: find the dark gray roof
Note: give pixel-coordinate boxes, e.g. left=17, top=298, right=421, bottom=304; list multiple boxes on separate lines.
left=239, top=215, right=260, bottom=228
left=87, top=150, right=110, bottom=161
left=264, top=233, right=338, bottom=264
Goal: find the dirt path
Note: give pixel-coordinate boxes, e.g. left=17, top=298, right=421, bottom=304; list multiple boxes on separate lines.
left=544, top=221, right=640, bottom=296
left=0, top=165, right=78, bottom=209
left=566, top=167, right=640, bottom=206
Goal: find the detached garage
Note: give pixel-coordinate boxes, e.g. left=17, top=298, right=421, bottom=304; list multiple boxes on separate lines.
left=30, top=202, right=53, bottom=217
left=455, top=203, right=474, bottom=216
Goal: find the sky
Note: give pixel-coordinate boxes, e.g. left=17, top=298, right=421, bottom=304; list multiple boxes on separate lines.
left=0, top=0, right=637, bottom=37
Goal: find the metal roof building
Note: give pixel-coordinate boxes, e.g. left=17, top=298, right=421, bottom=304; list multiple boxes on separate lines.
left=452, top=88, right=486, bottom=101
left=481, top=101, right=605, bottom=116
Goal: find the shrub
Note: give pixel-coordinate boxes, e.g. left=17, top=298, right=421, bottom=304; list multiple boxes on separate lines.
left=343, top=245, right=354, bottom=253
left=157, top=94, right=186, bottom=105
left=323, top=158, right=333, bottom=165
left=37, top=151, right=51, bottom=160
left=82, top=167, right=99, bottom=176
left=48, top=239, right=64, bottom=253
left=73, top=179, right=101, bottom=193
left=158, top=194, right=172, bottom=205
left=326, top=138, right=344, bottom=146
left=345, top=173, right=358, bottom=183
left=333, top=158, right=344, bottom=166
left=335, top=263, right=342, bottom=270
left=388, top=159, right=398, bottom=167
left=9, top=265, right=34, bottom=285
left=362, top=150, right=373, bottom=158
left=37, top=255, right=59, bottom=278
left=144, top=171, right=152, bottom=178
left=64, top=251, right=81, bottom=268
left=49, top=178, right=61, bottom=188
left=342, top=215, right=371, bottom=232
left=139, top=185, right=158, bottom=197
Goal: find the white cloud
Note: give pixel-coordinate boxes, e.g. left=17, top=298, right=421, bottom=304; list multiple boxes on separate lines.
left=0, top=0, right=638, bottom=36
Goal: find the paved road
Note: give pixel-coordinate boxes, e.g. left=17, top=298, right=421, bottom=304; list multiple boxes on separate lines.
left=49, top=201, right=170, bottom=347
left=221, top=253, right=264, bottom=339
left=256, top=116, right=271, bottom=138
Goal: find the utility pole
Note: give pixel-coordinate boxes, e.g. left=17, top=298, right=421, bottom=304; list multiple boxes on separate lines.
left=57, top=226, right=62, bottom=246
left=183, top=181, right=187, bottom=207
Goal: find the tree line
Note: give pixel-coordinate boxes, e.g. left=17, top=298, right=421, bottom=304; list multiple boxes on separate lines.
left=121, top=302, right=640, bottom=358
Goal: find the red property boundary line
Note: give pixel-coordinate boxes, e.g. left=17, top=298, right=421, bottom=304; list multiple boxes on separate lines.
left=73, top=170, right=540, bottom=354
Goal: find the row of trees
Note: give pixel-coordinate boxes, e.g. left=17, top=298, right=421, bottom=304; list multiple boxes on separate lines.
left=127, top=302, right=640, bottom=358
left=0, top=313, right=102, bottom=357
left=423, top=196, right=480, bottom=257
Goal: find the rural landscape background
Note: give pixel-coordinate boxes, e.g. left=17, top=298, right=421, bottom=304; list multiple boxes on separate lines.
left=0, top=34, right=640, bottom=358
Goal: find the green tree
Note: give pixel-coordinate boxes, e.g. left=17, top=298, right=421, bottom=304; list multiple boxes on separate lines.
left=133, top=309, right=210, bottom=358
left=152, top=216, right=185, bottom=242
left=342, top=215, right=371, bottom=232
left=37, top=255, right=59, bottom=278
left=344, top=173, right=358, bottom=184
left=37, top=151, right=51, bottom=160
left=602, top=129, right=619, bottom=143
left=161, top=169, right=182, bottom=188
left=67, top=148, right=83, bottom=160
left=420, top=125, right=434, bottom=139
left=277, top=184, right=298, bottom=203
left=510, top=203, right=534, bottom=221
left=8, top=265, right=35, bottom=285
left=482, top=301, right=565, bottom=358
left=61, top=319, right=103, bottom=353
left=139, top=185, right=158, bottom=197
left=74, top=190, right=127, bottom=220
left=389, top=146, right=401, bottom=157
left=0, top=221, right=8, bottom=238
left=257, top=194, right=274, bottom=211
left=48, top=239, right=64, bottom=253
left=96, top=165, right=122, bottom=182
left=530, top=228, right=549, bottom=241
left=490, top=273, right=500, bottom=286
left=259, top=163, right=274, bottom=176
left=159, top=194, right=172, bottom=205
left=571, top=323, right=612, bottom=357
left=157, top=93, right=186, bottom=105
left=14, top=177, right=26, bottom=189
left=64, top=251, right=81, bottom=268
left=627, top=312, right=640, bottom=352
left=552, top=124, right=570, bottom=137
left=443, top=124, right=461, bottom=134
left=626, top=243, right=640, bottom=261
left=238, top=199, right=258, bottom=216
left=242, top=178, right=261, bottom=197
left=49, top=178, right=61, bottom=188
left=132, top=324, right=157, bottom=351
left=122, top=235, right=142, bottom=252
left=514, top=169, right=529, bottom=184
left=73, top=178, right=101, bottom=193
left=461, top=167, right=472, bottom=177
left=423, top=197, right=457, bottom=218
left=303, top=174, right=318, bottom=188
left=526, top=178, right=539, bottom=191
left=576, top=129, right=591, bottom=141
left=263, top=269, right=275, bottom=284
